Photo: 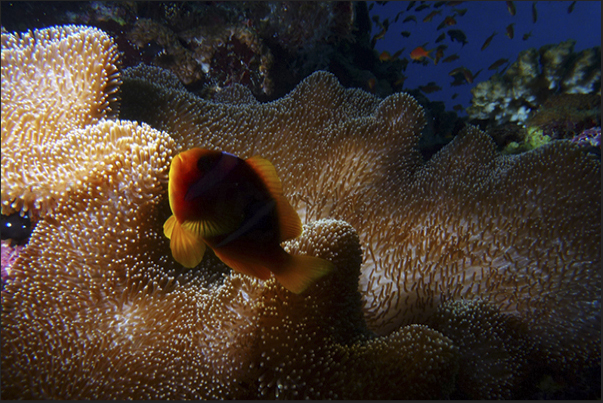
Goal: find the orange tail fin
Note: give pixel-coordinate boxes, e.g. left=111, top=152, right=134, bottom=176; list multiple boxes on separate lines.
left=274, top=254, right=335, bottom=294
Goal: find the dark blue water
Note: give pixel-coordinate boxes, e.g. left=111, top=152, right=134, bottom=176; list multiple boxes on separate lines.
left=369, top=1, right=601, bottom=113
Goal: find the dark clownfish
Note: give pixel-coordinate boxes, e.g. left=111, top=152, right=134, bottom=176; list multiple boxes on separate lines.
left=164, top=148, right=334, bottom=294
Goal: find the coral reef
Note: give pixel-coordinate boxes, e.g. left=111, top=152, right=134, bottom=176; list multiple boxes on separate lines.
left=571, top=126, right=601, bottom=158
left=1, top=1, right=418, bottom=109
left=1, top=2, right=408, bottom=102
left=2, top=24, right=601, bottom=400
left=407, top=89, right=467, bottom=159
left=486, top=122, right=527, bottom=150
left=467, top=40, right=601, bottom=127
left=427, top=299, right=534, bottom=399
left=123, top=2, right=357, bottom=98
left=525, top=93, right=601, bottom=139
left=479, top=93, right=600, bottom=154
left=127, top=16, right=275, bottom=96
left=1, top=240, right=23, bottom=288
left=572, top=126, right=601, bottom=148
left=2, top=24, right=459, bottom=399
left=2, top=208, right=460, bottom=398
left=502, top=126, right=551, bottom=154
left=250, top=2, right=355, bottom=53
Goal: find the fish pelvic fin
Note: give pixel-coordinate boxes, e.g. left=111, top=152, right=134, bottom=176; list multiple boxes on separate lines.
left=163, top=214, right=177, bottom=239
left=164, top=215, right=207, bottom=268
left=245, top=155, right=302, bottom=241
left=274, top=254, right=335, bottom=294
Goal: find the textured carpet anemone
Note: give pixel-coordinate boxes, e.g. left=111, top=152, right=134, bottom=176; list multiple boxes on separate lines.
left=1, top=24, right=601, bottom=399
left=1, top=24, right=121, bottom=218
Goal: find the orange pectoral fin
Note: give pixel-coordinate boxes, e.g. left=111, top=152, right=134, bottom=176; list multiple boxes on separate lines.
left=166, top=215, right=207, bottom=268
left=163, top=214, right=180, bottom=239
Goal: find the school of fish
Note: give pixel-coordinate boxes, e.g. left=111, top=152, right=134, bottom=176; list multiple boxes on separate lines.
left=368, top=1, right=577, bottom=110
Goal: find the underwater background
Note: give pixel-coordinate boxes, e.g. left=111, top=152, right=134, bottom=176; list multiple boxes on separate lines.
left=368, top=0, right=601, bottom=113
left=1, top=1, right=601, bottom=400
left=2, top=1, right=601, bottom=113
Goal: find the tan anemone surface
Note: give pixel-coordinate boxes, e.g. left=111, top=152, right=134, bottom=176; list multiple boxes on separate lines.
left=121, top=65, right=601, bottom=396
left=3, top=201, right=460, bottom=399
left=1, top=25, right=460, bottom=399
left=1, top=25, right=120, bottom=217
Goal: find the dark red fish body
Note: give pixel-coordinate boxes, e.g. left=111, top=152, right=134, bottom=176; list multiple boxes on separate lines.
left=434, top=45, right=447, bottom=65
left=419, top=83, right=442, bottom=93
left=449, top=67, right=473, bottom=84
left=184, top=152, right=280, bottom=254
left=165, top=148, right=334, bottom=293
left=410, top=45, right=434, bottom=62
left=423, top=10, right=442, bottom=22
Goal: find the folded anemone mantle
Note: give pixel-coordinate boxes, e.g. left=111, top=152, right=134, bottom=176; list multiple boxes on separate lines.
left=1, top=25, right=123, bottom=218
left=122, top=63, right=600, bottom=342
left=1, top=25, right=600, bottom=399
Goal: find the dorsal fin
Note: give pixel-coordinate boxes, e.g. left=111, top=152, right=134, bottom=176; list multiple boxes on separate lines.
left=274, top=194, right=303, bottom=241
left=246, top=156, right=302, bottom=242
left=245, top=156, right=283, bottom=196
